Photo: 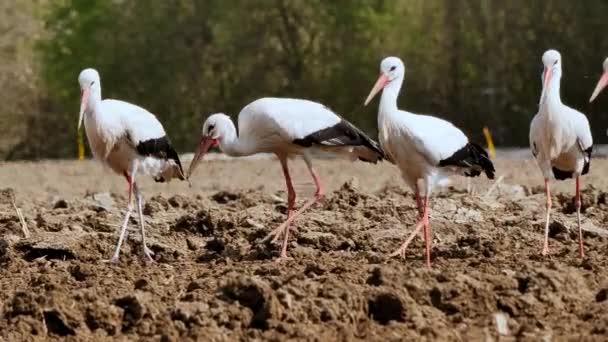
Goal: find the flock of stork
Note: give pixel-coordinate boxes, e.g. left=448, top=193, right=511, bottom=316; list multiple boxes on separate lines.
left=76, top=49, right=608, bottom=268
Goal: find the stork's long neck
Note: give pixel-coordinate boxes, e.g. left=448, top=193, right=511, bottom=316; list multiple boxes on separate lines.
left=218, top=120, right=253, bottom=157
left=87, top=87, right=103, bottom=118
left=540, top=71, right=563, bottom=114
left=379, top=76, right=403, bottom=118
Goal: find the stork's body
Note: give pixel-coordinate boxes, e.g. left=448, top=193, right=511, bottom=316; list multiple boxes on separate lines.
left=529, top=50, right=593, bottom=257
left=188, top=97, right=384, bottom=260
left=364, top=57, right=495, bottom=267
left=78, top=68, right=185, bottom=262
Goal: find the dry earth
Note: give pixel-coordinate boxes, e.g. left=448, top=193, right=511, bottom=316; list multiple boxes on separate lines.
left=1, top=158, right=608, bottom=341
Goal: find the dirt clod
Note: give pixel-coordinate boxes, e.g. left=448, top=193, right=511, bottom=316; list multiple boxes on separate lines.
left=43, top=310, right=76, bottom=336
left=114, top=295, right=145, bottom=332
left=220, top=275, right=280, bottom=330
left=368, top=292, right=405, bottom=325
left=0, top=238, right=10, bottom=264
left=7, top=292, right=40, bottom=318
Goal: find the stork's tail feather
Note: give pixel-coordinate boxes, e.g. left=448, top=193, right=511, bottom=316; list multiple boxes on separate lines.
left=356, top=136, right=386, bottom=164
left=470, top=142, right=495, bottom=179
left=439, top=142, right=495, bottom=179
left=155, top=162, right=185, bottom=183
left=155, top=149, right=186, bottom=183
left=136, top=136, right=186, bottom=182
left=292, top=118, right=386, bottom=163
left=551, top=167, right=573, bottom=180
left=581, top=145, right=592, bottom=176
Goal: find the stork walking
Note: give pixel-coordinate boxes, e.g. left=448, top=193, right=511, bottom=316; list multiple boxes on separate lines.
left=78, top=68, right=185, bottom=262
left=589, top=57, right=608, bottom=103
left=529, top=50, right=593, bottom=257
left=364, top=56, right=495, bottom=268
left=187, top=97, right=384, bottom=261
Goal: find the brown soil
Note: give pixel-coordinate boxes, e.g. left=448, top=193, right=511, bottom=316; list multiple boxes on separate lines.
left=1, top=158, right=608, bottom=341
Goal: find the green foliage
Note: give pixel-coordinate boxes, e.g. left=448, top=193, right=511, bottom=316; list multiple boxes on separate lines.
left=8, top=0, right=608, bottom=159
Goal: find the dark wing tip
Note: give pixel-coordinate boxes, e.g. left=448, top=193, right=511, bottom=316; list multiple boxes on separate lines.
left=440, top=142, right=495, bottom=179
left=136, top=136, right=186, bottom=181
left=293, top=119, right=385, bottom=161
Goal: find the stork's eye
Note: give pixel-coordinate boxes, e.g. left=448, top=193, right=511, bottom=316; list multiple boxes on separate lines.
left=390, top=66, right=396, bottom=71
left=90, top=81, right=95, bottom=86
left=553, top=60, right=558, bottom=66
left=208, top=124, right=215, bottom=132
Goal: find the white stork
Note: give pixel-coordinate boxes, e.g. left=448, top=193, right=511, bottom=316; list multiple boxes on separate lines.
left=590, top=57, right=608, bottom=103
left=78, top=68, right=185, bottom=262
left=363, top=56, right=495, bottom=268
left=187, top=97, right=385, bottom=261
left=529, top=50, right=593, bottom=258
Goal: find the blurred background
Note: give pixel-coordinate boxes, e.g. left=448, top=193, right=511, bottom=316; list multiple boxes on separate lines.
left=1, top=0, right=607, bottom=160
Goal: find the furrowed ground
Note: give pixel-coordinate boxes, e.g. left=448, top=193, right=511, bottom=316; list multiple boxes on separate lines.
left=1, top=158, right=608, bottom=341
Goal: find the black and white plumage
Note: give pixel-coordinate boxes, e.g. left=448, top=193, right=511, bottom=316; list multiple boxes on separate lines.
left=438, top=142, right=495, bottom=178
left=187, top=97, right=384, bottom=260
left=363, top=56, right=495, bottom=268
left=529, top=50, right=593, bottom=258
left=78, top=68, right=185, bottom=262
left=590, top=57, right=608, bottom=103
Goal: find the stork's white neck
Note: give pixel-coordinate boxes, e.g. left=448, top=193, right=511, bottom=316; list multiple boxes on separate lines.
left=540, top=71, right=562, bottom=110
left=217, top=119, right=254, bottom=157
left=87, top=87, right=103, bottom=116
left=379, top=76, right=403, bottom=116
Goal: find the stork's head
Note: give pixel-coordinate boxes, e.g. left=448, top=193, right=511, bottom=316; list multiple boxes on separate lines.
left=590, top=57, right=608, bottom=103
left=77, top=68, right=101, bottom=129
left=539, top=50, right=562, bottom=105
left=364, top=56, right=405, bottom=106
left=187, top=113, right=231, bottom=178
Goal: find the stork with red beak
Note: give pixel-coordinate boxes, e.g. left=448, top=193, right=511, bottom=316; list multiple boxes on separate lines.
left=78, top=68, right=185, bottom=263
left=363, top=56, right=495, bottom=267
left=187, top=97, right=385, bottom=261
left=590, top=57, right=608, bottom=103
left=529, top=50, right=593, bottom=257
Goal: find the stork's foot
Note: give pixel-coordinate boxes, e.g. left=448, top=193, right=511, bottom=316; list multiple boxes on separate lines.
left=103, top=255, right=121, bottom=264
left=274, top=254, right=292, bottom=263
left=388, top=220, right=425, bottom=261
left=541, top=244, right=549, bottom=256
left=262, top=222, right=291, bottom=244
left=261, top=219, right=295, bottom=261
left=273, top=238, right=293, bottom=263
left=142, top=245, right=155, bottom=262
left=389, top=243, right=409, bottom=259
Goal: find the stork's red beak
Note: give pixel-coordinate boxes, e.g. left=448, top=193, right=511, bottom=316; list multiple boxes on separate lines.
left=364, top=73, right=389, bottom=106
left=78, top=87, right=90, bottom=130
left=187, top=136, right=219, bottom=179
left=539, top=67, right=552, bottom=105
left=590, top=71, right=608, bottom=103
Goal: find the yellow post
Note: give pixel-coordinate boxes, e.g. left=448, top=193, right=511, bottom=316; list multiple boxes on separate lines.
left=482, top=126, right=495, bottom=159
left=77, top=128, right=85, bottom=160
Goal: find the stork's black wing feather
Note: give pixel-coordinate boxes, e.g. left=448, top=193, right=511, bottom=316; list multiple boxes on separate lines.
left=438, top=142, right=495, bottom=179
left=136, top=136, right=185, bottom=180
left=292, top=119, right=385, bottom=160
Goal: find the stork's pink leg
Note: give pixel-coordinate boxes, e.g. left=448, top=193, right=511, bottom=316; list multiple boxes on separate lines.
left=276, top=166, right=324, bottom=231
left=134, top=183, right=154, bottom=262
left=415, top=185, right=423, bottom=219
left=106, top=173, right=135, bottom=263
left=266, top=158, right=324, bottom=261
left=390, top=194, right=430, bottom=267
left=542, top=179, right=551, bottom=256
left=415, top=185, right=425, bottom=241
left=422, top=195, right=431, bottom=268
left=273, top=157, right=296, bottom=260
left=124, top=172, right=134, bottom=206
left=575, top=176, right=584, bottom=258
